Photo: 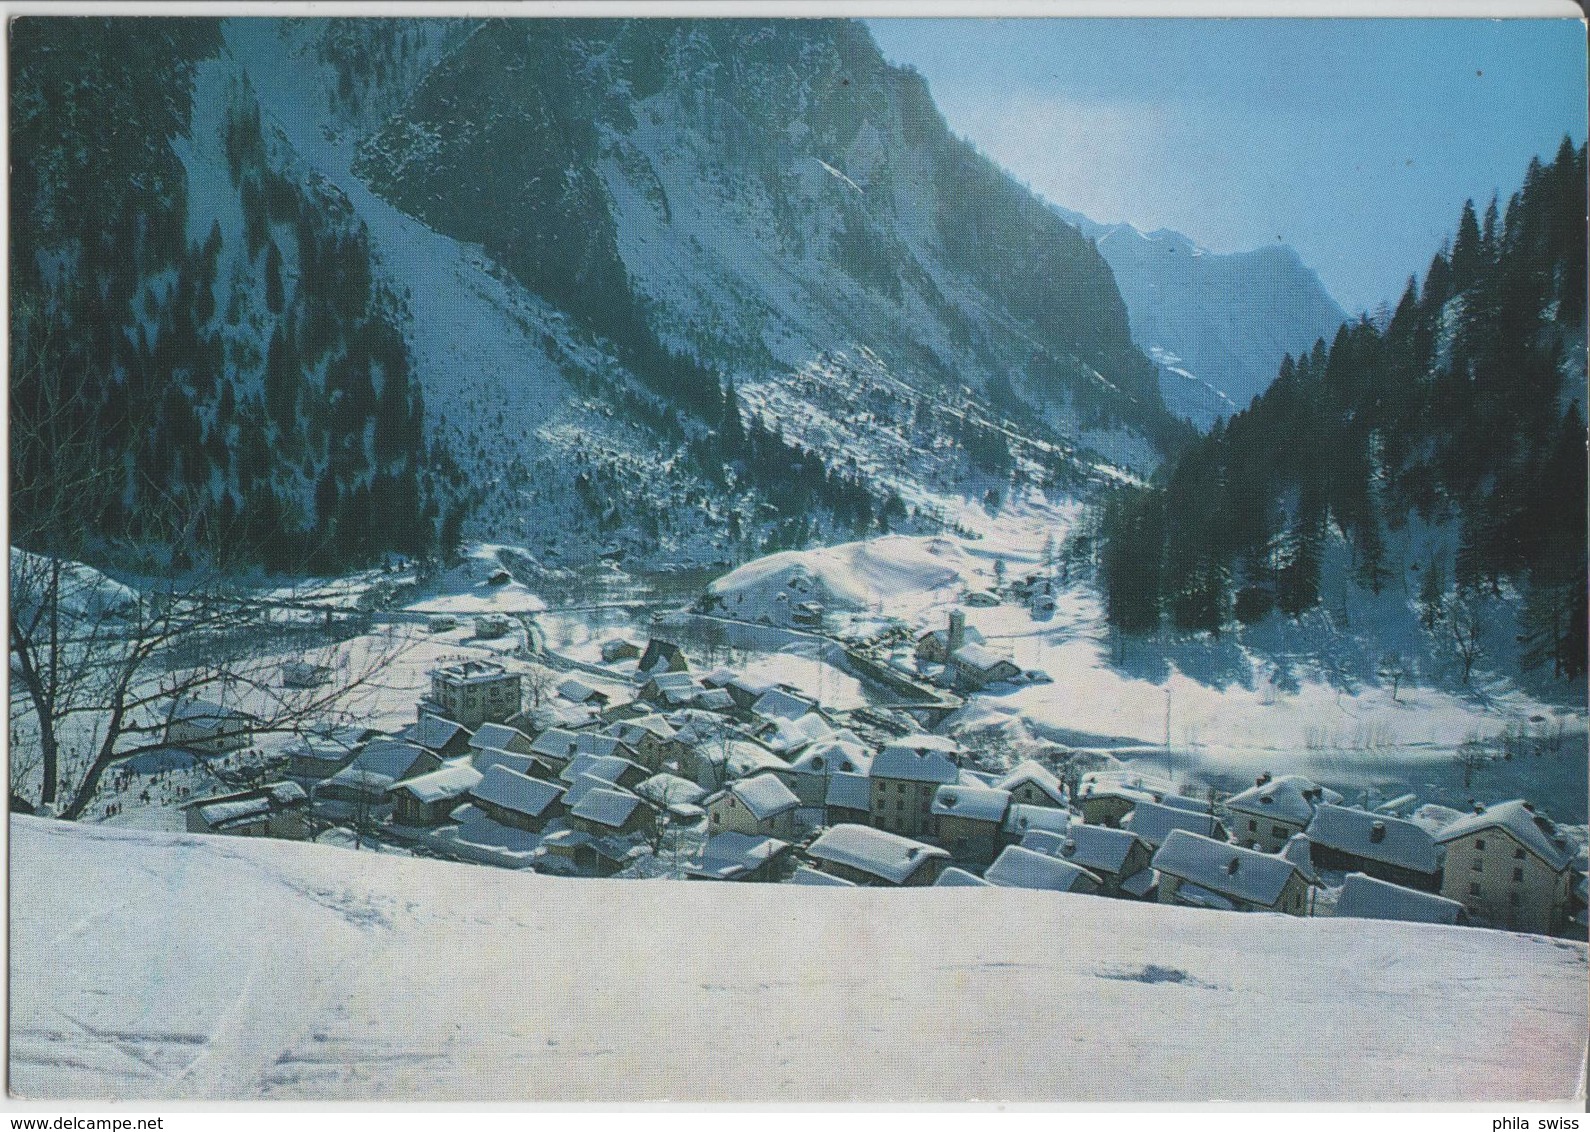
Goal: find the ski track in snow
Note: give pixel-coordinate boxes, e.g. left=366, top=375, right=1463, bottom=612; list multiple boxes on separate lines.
left=10, top=817, right=1587, bottom=1102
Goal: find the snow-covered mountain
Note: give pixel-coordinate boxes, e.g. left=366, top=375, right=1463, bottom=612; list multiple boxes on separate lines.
left=16, top=18, right=1203, bottom=575
left=220, top=19, right=1185, bottom=567
left=1052, top=206, right=1348, bottom=429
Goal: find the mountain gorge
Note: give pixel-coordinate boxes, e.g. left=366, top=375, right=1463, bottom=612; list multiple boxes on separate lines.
left=1052, top=207, right=1349, bottom=429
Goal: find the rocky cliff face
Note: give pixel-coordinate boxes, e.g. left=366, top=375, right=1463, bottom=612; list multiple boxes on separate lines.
left=1053, top=206, right=1348, bottom=428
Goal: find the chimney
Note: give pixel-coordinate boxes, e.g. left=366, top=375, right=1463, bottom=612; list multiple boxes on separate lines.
left=1255, top=772, right=1272, bottom=787
left=1370, top=821, right=1387, bottom=844
left=948, top=610, right=966, bottom=654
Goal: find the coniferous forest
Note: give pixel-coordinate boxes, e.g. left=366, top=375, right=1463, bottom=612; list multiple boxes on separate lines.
left=11, top=20, right=440, bottom=575
left=1098, top=140, right=1588, bottom=682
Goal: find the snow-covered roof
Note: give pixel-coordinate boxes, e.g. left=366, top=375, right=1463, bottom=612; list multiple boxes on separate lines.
left=724, top=742, right=788, bottom=780
left=646, top=671, right=697, bottom=695
left=787, top=737, right=872, bottom=777
left=1305, top=805, right=1442, bottom=875
left=984, top=846, right=1101, bottom=893
left=1158, top=793, right=1217, bottom=814
left=728, top=773, right=801, bottom=820
left=517, top=699, right=598, bottom=733
left=873, top=737, right=960, bottom=784
left=1434, top=800, right=1576, bottom=872
left=1004, top=804, right=1073, bottom=837
left=604, top=715, right=677, bottom=744
left=188, top=782, right=307, bottom=829
left=636, top=773, right=707, bottom=809
left=1152, top=830, right=1301, bottom=908
left=1021, top=829, right=1070, bottom=855
left=1056, top=824, right=1143, bottom=876
left=931, top=784, right=1012, bottom=824
left=761, top=712, right=833, bottom=755
left=1281, top=832, right=1319, bottom=884
left=559, top=752, right=644, bottom=787
left=339, top=738, right=432, bottom=784
left=806, top=824, right=949, bottom=884
left=935, top=866, right=994, bottom=887
left=693, top=688, right=735, bottom=711
left=601, top=638, right=643, bottom=660
left=568, top=786, right=645, bottom=830
left=531, top=729, right=625, bottom=762
left=690, top=832, right=789, bottom=879
left=1081, top=769, right=1174, bottom=799
left=399, top=715, right=469, bottom=752
left=431, top=658, right=514, bottom=685
left=391, top=762, right=483, bottom=804
left=825, top=772, right=873, bottom=812
left=557, top=677, right=603, bottom=703
left=561, top=772, right=615, bottom=811
left=1125, top=801, right=1226, bottom=847
left=1225, top=775, right=1341, bottom=826
left=469, top=747, right=543, bottom=778
left=1335, top=873, right=1466, bottom=926
left=950, top=643, right=1019, bottom=675
left=996, top=760, right=1065, bottom=805
left=469, top=722, right=531, bottom=752
left=790, top=865, right=856, bottom=887
left=753, top=688, right=819, bottom=722
left=698, top=666, right=740, bottom=690
left=470, top=765, right=564, bottom=818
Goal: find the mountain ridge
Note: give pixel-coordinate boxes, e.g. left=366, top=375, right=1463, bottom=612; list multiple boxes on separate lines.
left=1051, top=203, right=1349, bottom=428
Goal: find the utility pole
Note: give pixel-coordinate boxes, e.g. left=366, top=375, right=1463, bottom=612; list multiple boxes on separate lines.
left=1164, top=687, right=1173, bottom=783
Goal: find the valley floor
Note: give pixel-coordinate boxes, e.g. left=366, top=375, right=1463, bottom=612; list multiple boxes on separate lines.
left=9, top=816, right=1586, bottom=1103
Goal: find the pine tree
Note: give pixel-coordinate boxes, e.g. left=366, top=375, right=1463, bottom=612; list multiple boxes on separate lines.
left=264, top=239, right=285, bottom=314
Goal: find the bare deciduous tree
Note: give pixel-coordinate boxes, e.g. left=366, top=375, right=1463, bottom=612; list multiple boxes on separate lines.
left=1449, top=597, right=1485, bottom=685
left=9, top=301, right=422, bottom=819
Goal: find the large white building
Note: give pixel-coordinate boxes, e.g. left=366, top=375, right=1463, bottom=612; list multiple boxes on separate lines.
left=428, top=659, right=521, bottom=729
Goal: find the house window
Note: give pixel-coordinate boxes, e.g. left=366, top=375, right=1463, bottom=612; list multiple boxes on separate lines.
left=1512, top=867, right=1524, bottom=883
left=1509, top=891, right=1521, bottom=906
left=1475, top=839, right=1486, bottom=851
left=1471, top=859, right=1483, bottom=872
left=1469, top=882, right=1481, bottom=896
left=1513, top=847, right=1525, bottom=860
left=712, top=812, right=720, bottom=824
left=1248, top=820, right=1257, bottom=833
left=1271, top=825, right=1287, bottom=838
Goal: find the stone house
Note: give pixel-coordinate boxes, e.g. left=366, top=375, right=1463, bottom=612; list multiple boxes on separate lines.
left=1435, top=800, right=1576, bottom=934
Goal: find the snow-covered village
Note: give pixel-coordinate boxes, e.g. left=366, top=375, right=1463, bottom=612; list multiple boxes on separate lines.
left=8, top=12, right=1588, bottom=1108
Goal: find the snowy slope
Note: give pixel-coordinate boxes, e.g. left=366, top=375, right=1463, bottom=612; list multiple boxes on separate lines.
left=10, top=817, right=1587, bottom=1102
left=217, top=20, right=764, bottom=570
left=1053, top=206, right=1348, bottom=429
left=704, top=512, right=1588, bottom=819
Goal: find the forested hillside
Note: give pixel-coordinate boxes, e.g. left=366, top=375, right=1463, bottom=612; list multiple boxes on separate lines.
left=1098, top=140, right=1587, bottom=682
left=11, top=19, right=444, bottom=574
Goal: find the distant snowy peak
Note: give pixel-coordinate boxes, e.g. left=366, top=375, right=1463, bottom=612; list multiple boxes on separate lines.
left=1052, top=204, right=1348, bottom=428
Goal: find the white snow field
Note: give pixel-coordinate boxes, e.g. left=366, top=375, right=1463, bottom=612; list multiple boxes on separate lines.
left=10, top=817, right=1586, bottom=1103
left=705, top=503, right=1588, bottom=819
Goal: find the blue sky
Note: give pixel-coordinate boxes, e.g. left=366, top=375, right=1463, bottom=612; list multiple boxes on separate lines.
left=866, top=18, right=1587, bottom=314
